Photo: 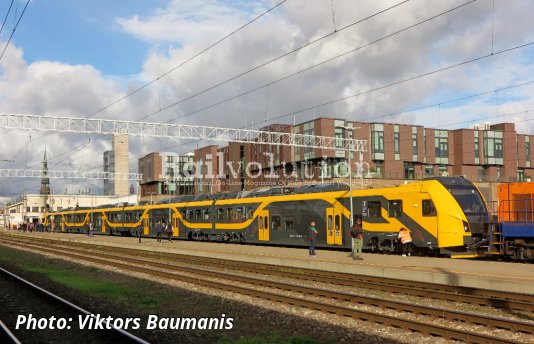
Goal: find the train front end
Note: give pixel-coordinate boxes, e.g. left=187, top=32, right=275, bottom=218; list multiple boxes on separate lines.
left=428, top=177, right=490, bottom=255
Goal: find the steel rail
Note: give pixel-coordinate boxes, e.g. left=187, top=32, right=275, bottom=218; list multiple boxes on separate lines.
left=15, top=234, right=533, bottom=312
left=0, top=238, right=531, bottom=343
left=0, top=320, right=21, bottom=344
left=0, top=267, right=149, bottom=344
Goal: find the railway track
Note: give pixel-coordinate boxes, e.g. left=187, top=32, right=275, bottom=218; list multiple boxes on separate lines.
left=1, top=236, right=532, bottom=343
left=6, top=234, right=533, bottom=313
left=0, top=266, right=148, bottom=344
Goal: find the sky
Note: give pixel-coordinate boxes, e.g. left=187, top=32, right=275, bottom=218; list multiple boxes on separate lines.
left=0, top=0, right=534, bottom=201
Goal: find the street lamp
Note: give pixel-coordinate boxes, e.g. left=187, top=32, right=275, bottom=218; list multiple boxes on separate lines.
left=315, top=164, right=325, bottom=185
left=342, top=126, right=361, bottom=227
left=164, top=180, right=171, bottom=225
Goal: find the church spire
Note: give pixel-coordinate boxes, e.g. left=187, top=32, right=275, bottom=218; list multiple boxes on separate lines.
left=40, top=148, right=50, bottom=195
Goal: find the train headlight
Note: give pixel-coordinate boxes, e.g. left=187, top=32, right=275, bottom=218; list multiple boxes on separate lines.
left=462, top=220, right=470, bottom=232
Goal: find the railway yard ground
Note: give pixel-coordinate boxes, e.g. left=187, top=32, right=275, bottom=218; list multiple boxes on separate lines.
left=1, top=229, right=534, bottom=344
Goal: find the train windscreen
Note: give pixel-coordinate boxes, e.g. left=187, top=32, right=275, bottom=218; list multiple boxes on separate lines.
left=427, top=176, right=489, bottom=236
left=448, top=187, right=486, bottom=215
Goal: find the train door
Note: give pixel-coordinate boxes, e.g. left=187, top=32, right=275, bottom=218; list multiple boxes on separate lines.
left=142, top=213, right=149, bottom=235
left=326, top=205, right=343, bottom=245
left=94, top=213, right=103, bottom=233
left=258, top=209, right=269, bottom=241
left=172, top=213, right=180, bottom=236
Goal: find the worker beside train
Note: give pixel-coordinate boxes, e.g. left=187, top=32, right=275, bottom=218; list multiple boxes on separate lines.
left=398, top=227, right=413, bottom=257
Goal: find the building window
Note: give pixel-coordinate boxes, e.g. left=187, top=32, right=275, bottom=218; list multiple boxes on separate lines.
left=394, top=132, right=400, bottom=154
left=435, top=130, right=449, bottom=164
left=518, top=169, right=524, bottom=182
left=303, top=122, right=315, bottom=160
left=371, top=124, right=385, bottom=161
left=404, top=162, right=415, bottom=179
left=335, top=127, right=344, bottom=149
left=373, top=131, right=384, bottom=153
left=526, top=139, right=531, bottom=165
left=412, top=132, right=418, bottom=156
left=474, top=132, right=480, bottom=164
left=424, top=165, right=434, bottom=178
left=483, top=131, right=503, bottom=165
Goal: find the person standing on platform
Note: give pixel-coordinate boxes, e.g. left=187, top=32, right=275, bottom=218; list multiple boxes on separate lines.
left=156, top=220, right=164, bottom=243
left=398, top=227, right=413, bottom=256
left=349, top=217, right=364, bottom=260
left=308, top=221, right=318, bottom=257
left=137, top=223, right=143, bottom=243
left=88, top=222, right=94, bottom=237
left=165, top=221, right=173, bottom=242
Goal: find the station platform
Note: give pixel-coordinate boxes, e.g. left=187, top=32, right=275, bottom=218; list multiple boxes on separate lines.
left=2, top=230, right=534, bottom=295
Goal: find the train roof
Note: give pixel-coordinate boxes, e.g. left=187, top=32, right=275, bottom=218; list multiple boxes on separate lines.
left=425, top=176, right=475, bottom=188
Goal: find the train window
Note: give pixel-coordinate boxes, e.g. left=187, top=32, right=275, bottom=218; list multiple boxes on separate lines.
left=367, top=201, right=382, bottom=218
left=271, top=216, right=281, bottom=230
left=328, top=215, right=333, bottom=230
left=246, top=208, right=253, bottom=219
left=335, top=215, right=341, bottom=230
left=195, top=209, right=201, bottom=219
left=203, top=209, right=210, bottom=220
left=235, top=207, right=244, bottom=221
left=422, top=200, right=436, bottom=216
left=264, top=216, right=269, bottom=229
left=218, top=208, right=224, bottom=220
left=388, top=200, right=403, bottom=218
left=229, top=208, right=236, bottom=220
left=259, top=216, right=263, bottom=229
left=285, top=218, right=294, bottom=230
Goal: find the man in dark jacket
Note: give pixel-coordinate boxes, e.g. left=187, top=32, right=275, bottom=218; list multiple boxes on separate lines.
left=308, top=221, right=318, bottom=257
left=165, top=222, right=173, bottom=242
left=349, top=217, right=364, bottom=260
left=137, top=223, right=143, bottom=243
left=156, top=220, right=164, bottom=243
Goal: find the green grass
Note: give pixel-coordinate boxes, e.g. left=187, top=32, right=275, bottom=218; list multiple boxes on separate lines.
left=0, top=246, right=166, bottom=311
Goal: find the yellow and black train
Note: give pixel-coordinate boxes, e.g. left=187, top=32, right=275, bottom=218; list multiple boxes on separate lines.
left=44, top=177, right=490, bottom=256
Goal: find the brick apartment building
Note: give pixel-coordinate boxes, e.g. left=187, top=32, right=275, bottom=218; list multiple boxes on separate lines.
left=139, top=118, right=534, bottom=198
left=138, top=152, right=194, bottom=203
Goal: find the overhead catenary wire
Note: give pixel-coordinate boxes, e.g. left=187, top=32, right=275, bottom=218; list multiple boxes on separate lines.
left=0, top=0, right=30, bottom=62
left=28, top=39, right=534, bottom=178
left=262, top=41, right=534, bottom=126
left=9, top=0, right=293, bottom=169
left=135, top=0, right=411, bottom=123
left=14, top=1, right=534, bottom=183
left=27, top=0, right=411, bottom=170
left=167, top=0, right=477, bottom=124
left=0, top=0, right=15, bottom=37
left=87, top=0, right=289, bottom=119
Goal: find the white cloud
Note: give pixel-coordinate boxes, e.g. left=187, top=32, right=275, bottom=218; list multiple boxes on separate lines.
left=1, top=0, right=534, bottom=199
